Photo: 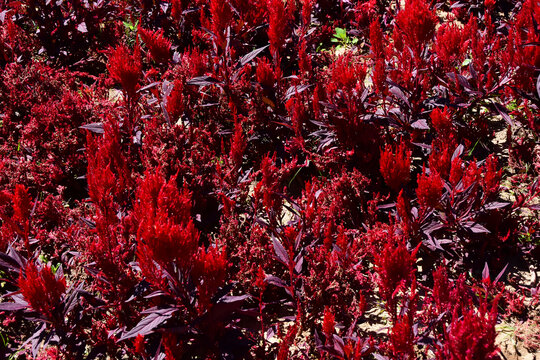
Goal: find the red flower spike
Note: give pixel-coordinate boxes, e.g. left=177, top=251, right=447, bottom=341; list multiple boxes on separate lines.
left=438, top=301, right=500, bottom=360
left=193, top=246, right=227, bottom=310
left=430, top=107, right=454, bottom=136
left=134, top=334, right=147, bottom=357
left=209, top=0, right=233, bottom=46
left=166, top=78, right=185, bottom=123
left=416, top=166, right=444, bottom=209
left=139, top=28, right=171, bottom=64
left=322, top=307, right=335, bottom=337
left=390, top=313, right=415, bottom=358
left=267, top=0, right=288, bottom=59
left=380, top=141, right=412, bottom=191
left=435, top=23, right=467, bottom=67
left=395, top=0, right=437, bottom=55
left=277, top=323, right=298, bottom=360
left=449, top=157, right=463, bottom=187
left=429, top=139, right=453, bottom=179
left=13, top=184, right=32, bottom=224
left=107, top=45, right=142, bottom=98
left=18, top=262, right=66, bottom=319
left=482, top=155, right=502, bottom=196
left=370, top=18, right=384, bottom=59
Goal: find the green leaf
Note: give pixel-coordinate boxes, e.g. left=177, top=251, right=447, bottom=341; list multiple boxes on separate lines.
left=335, top=27, right=346, bottom=39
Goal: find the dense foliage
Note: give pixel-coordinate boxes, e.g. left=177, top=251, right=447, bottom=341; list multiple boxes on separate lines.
left=0, top=0, right=539, bottom=359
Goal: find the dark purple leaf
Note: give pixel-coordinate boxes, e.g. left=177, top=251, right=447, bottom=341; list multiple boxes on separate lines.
left=218, top=294, right=250, bottom=303
left=447, top=72, right=473, bottom=90
left=186, top=75, right=221, bottom=86
left=463, top=221, right=490, bottom=233
left=120, top=307, right=177, bottom=341
left=484, top=201, right=510, bottom=210
left=411, top=119, right=430, bottom=130
left=333, top=335, right=345, bottom=356
left=482, top=262, right=490, bottom=281
left=265, top=275, right=287, bottom=288
left=240, top=45, right=268, bottom=66
left=272, top=236, right=289, bottom=264
left=284, top=84, right=312, bottom=101
left=493, top=103, right=514, bottom=126
left=137, top=81, right=161, bottom=93
left=494, top=264, right=508, bottom=284
left=0, top=302, right=27, bottom=311
left=80, top=123, right=104, bottom=134
left=389, top=86, right=410, bottom=107
left=536, top=74, right=540, bottom=100
left=451, top=144, right=464, bottom=160
left=294, top=255, right=303, bottom=274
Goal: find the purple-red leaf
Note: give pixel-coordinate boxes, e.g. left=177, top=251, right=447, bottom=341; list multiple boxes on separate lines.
left=119, top=307, right=177, bottom=341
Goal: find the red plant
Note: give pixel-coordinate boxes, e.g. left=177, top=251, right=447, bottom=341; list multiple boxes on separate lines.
left=380, top=141, right=412, bottom=191
left=18, top=262, right=66, bottom=319
left=437, top=301, right=500, bottom=360
left=395, top=0, right=437, bottom=55
left=417, top=167, right=444, bottom=209
left=107, top=45, right=142, bottom=98
left=139, top=28, right=171, bottom=64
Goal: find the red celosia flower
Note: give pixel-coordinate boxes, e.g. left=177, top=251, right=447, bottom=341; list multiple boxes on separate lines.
left=438, top=302, right=500, bottom=360
left=301, top=0, right=314, bottom=28
left=328, top=53, right=367, bottom=93
left=430, top=107, right=453, bottom=136
left=209, top=0, right=233, bottom=45
left=373, top=233, right=418, bottom=318
left=18, top=262, right=66, bottom=318
left=166, top=78, right=185, bottom=122
left=171, top=0, right=184, bottom=21
left=107, top=45, right=142, bottom=98
left=256, top=57, right=279, bottom=88
left=267, top=0, right=288, bottom=58
left=462, top=161, right=481, bottom=190
left=395, top=0, right=437, bottom=54
left=139, top=28, right=171, bottom=64
left=429, top=139, right=453, bottom=179
left=134, top=334, right=147, bottom=357
left=432, top=265, right=452, bottom=314
left=435, top=23, right=467, bottom=67
left=380, top=141, right=411, bottom=191
left=396, top=190, right=412, bottom=234
left=449, top=157, right=463, bottom=187
left=136, top=173, right=197, bottom=271
left=372, top=58, right=387, bottom=94
left=390, top=313, right=415, bottom=358
left=298, top=38, right=311, bottom=74
left=370, top=18, right=384, bottom=59
left=13, top=184, right=32, bottom=223
left=322, top=307, right=335, bottom=337
left=193, top=246, right=227, bottom=309
left=482, top=155, right=501, bottom=196
left=230, top=119, right=247, bottom=168
left=277, top=323, right=298, bottom=360
left=416, top=166, right=444, bottom=209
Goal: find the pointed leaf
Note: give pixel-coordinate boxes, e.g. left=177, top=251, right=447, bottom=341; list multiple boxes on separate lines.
left=80, top=123, right=104, bottom=134
left=482, top=262, right=490, bottom=281
left=272, top=236, right=289, bottom=264
left=120, top=307, right=177, bottom=341
left=0, top=302, right=27, bottom=311
left=411, top=119, right=429, bottom=130
left=186, top=76, right=220, bottom=87
left=240, top=45, right=269, bottom=66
